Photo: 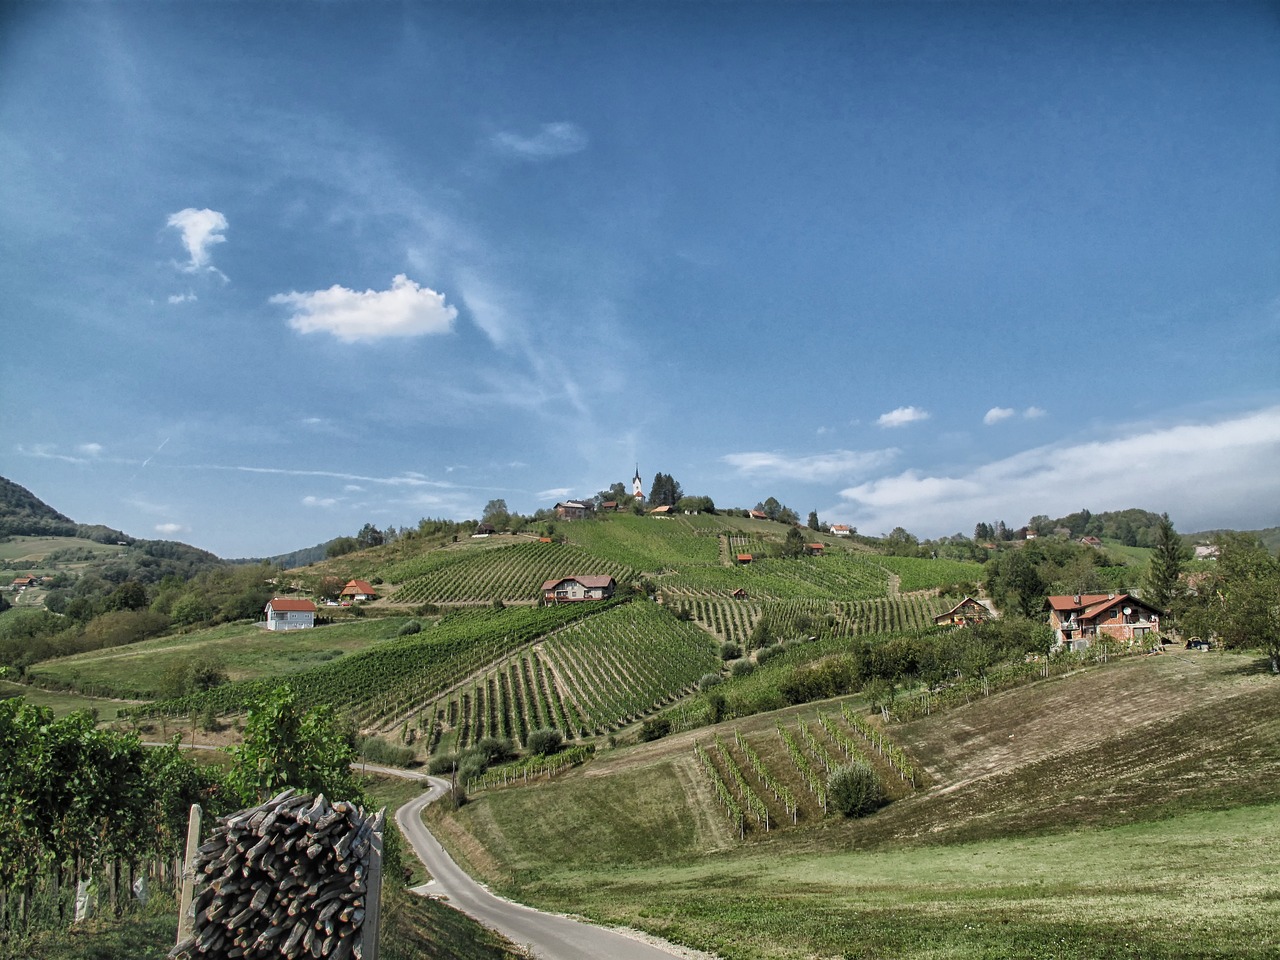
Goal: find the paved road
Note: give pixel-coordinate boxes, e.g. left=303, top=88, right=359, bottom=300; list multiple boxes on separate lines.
left=366, top=766, right=689, bottom=960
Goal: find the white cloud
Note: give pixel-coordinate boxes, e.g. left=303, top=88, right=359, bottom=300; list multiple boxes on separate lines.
left=877, top=406, right=930, bottom=428
left=155, top=522, right=187, bottom=535
left=1024, top=406, right=1046, bottom=420
left=722, top=449, right=899, bottom=483
left=838, top=406, right=1280, bottom=537
left=491, top=122, right=588, bottom=159
left=272, top=274, right=457, bottom=343
left=167, top=292, right=197, bottom=304
left=537, top=487, right=574, bottom=500
left=983, top=407, right=1015, bottom=426
left=167, top=208, right=228, bottom=273
left=77, top=442, right=104, bottom=457
left=302, top=495, right=339, bottom=508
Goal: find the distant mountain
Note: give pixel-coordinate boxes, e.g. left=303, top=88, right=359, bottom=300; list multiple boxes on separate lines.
left=229, top=540, right=337, bottom=568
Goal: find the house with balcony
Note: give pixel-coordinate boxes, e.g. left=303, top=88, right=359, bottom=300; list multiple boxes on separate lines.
left=933, top=596, right=993, bottom=627
left=1045, top=593, right=1162, bottom=651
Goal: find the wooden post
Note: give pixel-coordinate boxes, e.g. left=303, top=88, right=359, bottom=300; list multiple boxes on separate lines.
left=359, top=809, right=385, bottom=960
left=175, top=803, right=202, bottom=946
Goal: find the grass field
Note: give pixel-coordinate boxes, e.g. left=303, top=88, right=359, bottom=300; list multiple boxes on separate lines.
left=0, top=679, right=139, bottom=717
left=27, top=616, right=420, bottom=699
left=0, top=535, right=125, bottom=564
left=430, top=652, right=1280, bottom=959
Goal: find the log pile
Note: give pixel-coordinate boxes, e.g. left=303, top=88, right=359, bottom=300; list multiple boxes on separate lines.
left=170, top=789, right=383, bottom=960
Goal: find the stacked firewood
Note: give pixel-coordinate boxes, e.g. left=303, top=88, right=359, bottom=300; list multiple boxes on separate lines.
left=170, top=789, right=383, bottom=960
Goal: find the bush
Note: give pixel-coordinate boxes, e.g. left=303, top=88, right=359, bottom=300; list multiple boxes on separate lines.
left=427, top=753, right=458, bottom=775
left=755, top=642, right=785, bottom=665
left=638, top=716, right=671, bottom=742
left=359, top=735, right=416, bottom=767
left=698, top=672, right=723, bottom=691
left=828, top=762, right=886, bottom=818
left=397, top=619, right=422, bottom=636
left=730, top=658, right=754, bottom=677
left=720, top=641, right=742, bottom=660
left=525, top=727, right=563, bottom=757
left=469, top=736, right=516, bottom=766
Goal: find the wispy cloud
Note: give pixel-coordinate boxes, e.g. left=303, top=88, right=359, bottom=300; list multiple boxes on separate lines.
left=838, top=407, right=1280, bottom=537
left=167, top=292, right=197, bottom=305
left=272, top=274, right=457, bottom=343
left=155, top=522, right=187, bottom=535
left=491, top=122, right=588, bottom=160
left=167, top=208, right=228, bottom=274
left=877, top=406, right=930, bottom=428
left=985, top=406, right=1046, bottom=425
left=722, top=449, right=899, bottom=482
left=302, top=495, right=339, bottom=508
left=537, top=486, right=574, bottom=500
left=77, top=442, right=104, bottom=457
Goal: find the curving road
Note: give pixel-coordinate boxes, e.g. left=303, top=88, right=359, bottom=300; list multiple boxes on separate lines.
left=364, top=766, right=690, bottom=960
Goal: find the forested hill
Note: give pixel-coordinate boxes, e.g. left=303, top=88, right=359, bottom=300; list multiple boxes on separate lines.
left=0, top=475, right=75, bottom=531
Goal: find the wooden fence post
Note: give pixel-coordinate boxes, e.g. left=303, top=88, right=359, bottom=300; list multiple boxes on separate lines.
left=359, top=809, right=386, bottom=960
left=175, top=803, right=202, bottom=946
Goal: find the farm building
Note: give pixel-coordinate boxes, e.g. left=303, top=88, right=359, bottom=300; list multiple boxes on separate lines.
left=264, top=597, right=317, bottom=631
left=1045, top=593, right=1162, bottom=651
left=554, top=500, right=590, bottom=520
left=933, top=596, right=993, bottom=627
left=340, top=579, right=377, bottom=601
left=541, top=575, right=616, bottom=603
left=829, top=524, right=853, bottom=537
left=804, top=543, right=825, bottom=556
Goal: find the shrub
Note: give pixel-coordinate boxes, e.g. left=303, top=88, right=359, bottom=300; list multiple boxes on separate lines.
left=698, top=672, right=723, bottom=691
left=470, top=736, right=516, bottom=766
left=730, top=659, right=754, bottom=677
left=638, top=716, right=671, bottom=742
left=427, top=753, right=458, bottom=775
left=525, top=727, right=563, bottom=757
left=359, top=735, right=416, bottom=767
left=397, top=619, right=422, bottom=636
left=828, top=762, right=886, bottom=818
left=755, top=642, right=785, bottom=665
left=720, top=641, right=742, bottom=660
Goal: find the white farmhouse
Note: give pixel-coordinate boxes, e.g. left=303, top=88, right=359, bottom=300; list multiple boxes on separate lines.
left=264, top=597, right=317, bottom=631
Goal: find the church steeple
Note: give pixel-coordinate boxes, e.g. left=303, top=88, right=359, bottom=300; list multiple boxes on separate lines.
left=632, top=465, right=644, bottom=500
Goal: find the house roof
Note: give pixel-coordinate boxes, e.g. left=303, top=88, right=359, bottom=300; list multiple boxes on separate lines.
left=806, top=543, right=825, bottom=550
left=936, top=596, right=991, bottom=619
left=736, top=553, right=754, bottom=562
left=1046, top=593, right=1162, bottom=619
left=540, top=575, right=616, bottom=591
left=649, top=505, right=674, bottom=514
left=266, top=597, right=316, bottom=612
left=748, top=510, right=768, bottom=519
left=341, top=579, right=377, bottom=596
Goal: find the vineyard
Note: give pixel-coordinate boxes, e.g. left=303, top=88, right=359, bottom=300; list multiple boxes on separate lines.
left=387, top=540, right=637, bottom=604
left=418, top=601, right=721, bottom=753
left=675, top=595, right=956, bottom=645
left=691, top=707, right=918, bottom=838
left=132, top=602, right=621, bottom=729
left=560, top=513, right=723, bottom=571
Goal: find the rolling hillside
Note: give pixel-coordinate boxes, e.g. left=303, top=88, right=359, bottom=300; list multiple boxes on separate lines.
left=431, top=651, right=1280, bottom=960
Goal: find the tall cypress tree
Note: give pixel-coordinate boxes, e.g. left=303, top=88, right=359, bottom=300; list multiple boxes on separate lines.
left=1145, top=512, right=1187, bottom=617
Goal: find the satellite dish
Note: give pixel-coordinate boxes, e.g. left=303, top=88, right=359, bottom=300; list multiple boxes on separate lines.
left=1122, top=606, right=1132, bottom=615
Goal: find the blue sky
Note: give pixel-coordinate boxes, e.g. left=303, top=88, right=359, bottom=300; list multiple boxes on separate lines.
left=2, top=1, right=1278, bottom=558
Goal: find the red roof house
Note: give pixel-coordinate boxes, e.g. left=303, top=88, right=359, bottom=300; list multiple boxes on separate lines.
left=1046, top=593, right=1162, bottom=650
left=340, top=579, right=377, bottom=601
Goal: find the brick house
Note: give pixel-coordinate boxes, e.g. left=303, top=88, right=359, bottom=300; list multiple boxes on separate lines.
left=540, top=575, right=616, bottom=603
left=1045, top=593, right=1162, bottom=651
left=264, top=597, right=317, bottom=631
